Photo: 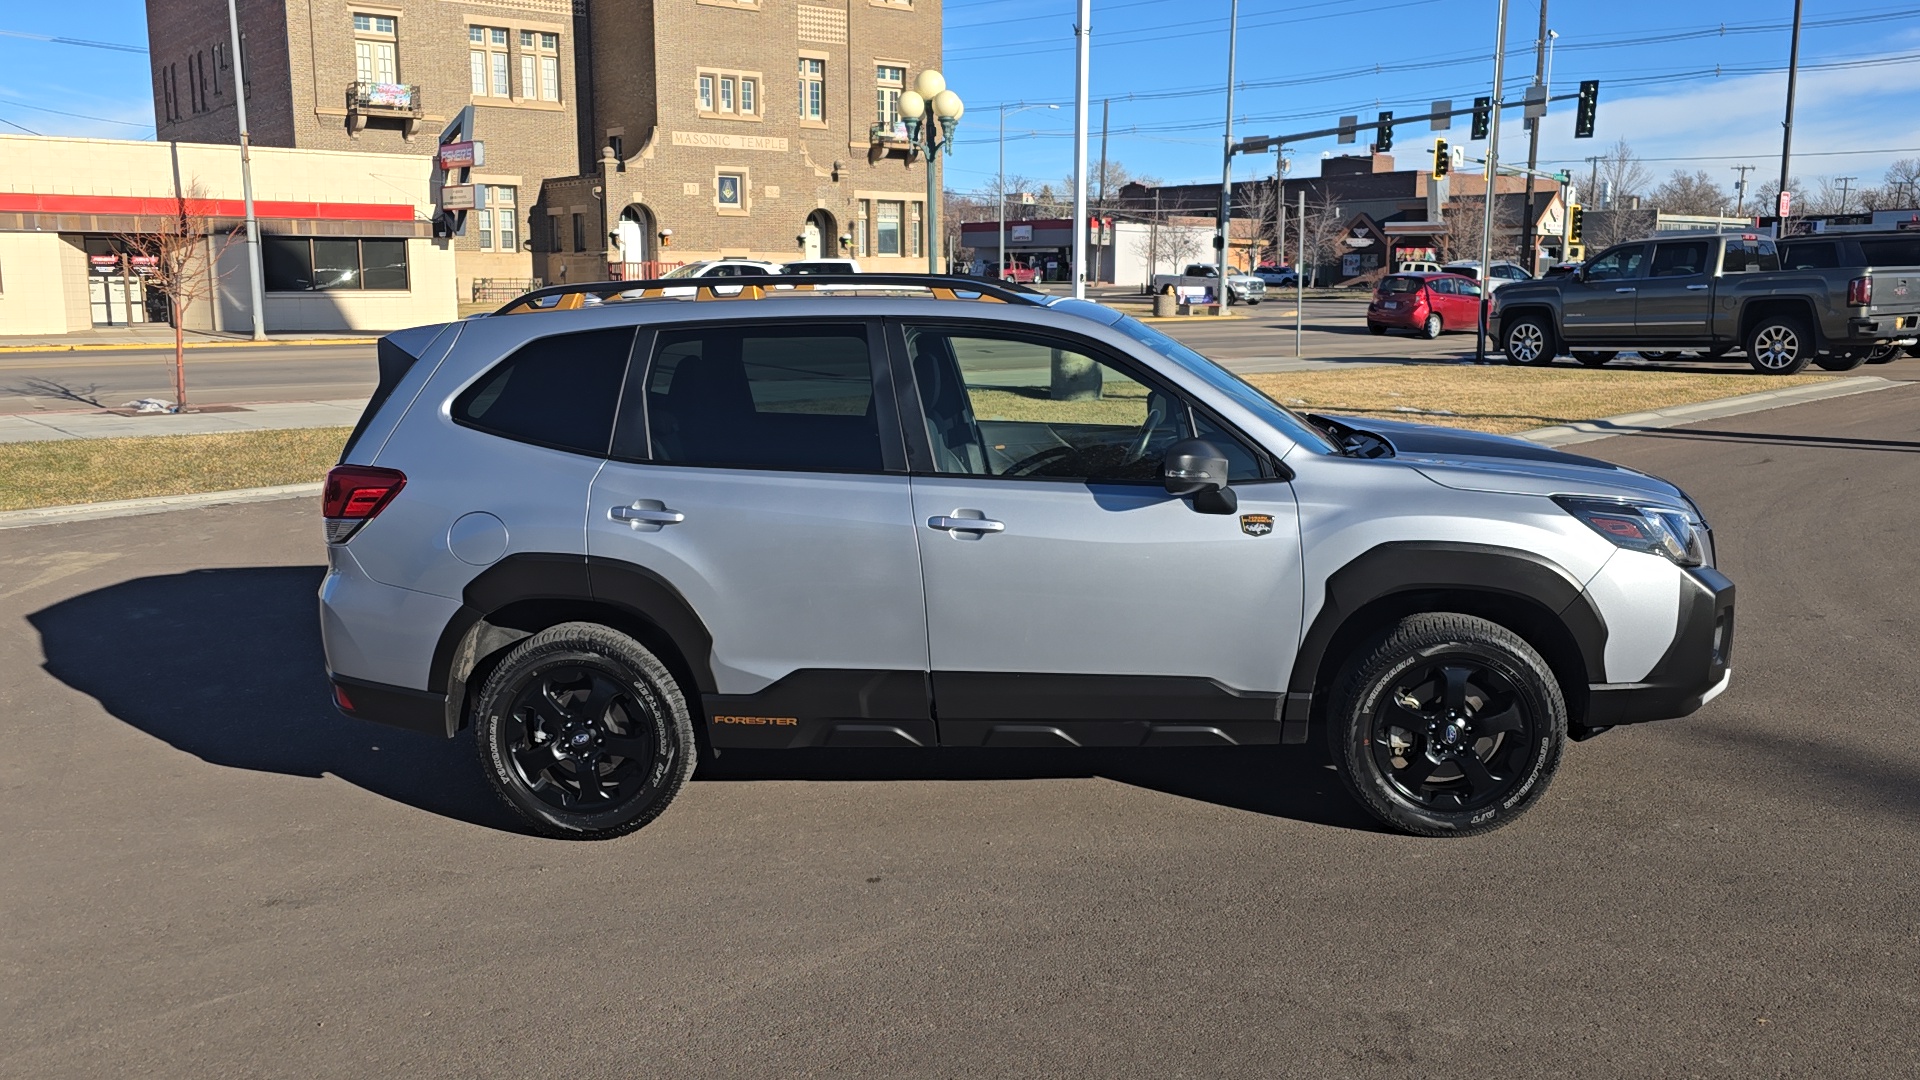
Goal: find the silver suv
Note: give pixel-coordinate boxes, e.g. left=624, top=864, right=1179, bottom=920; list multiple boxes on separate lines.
left=320, top=275, right=1734, bottom=840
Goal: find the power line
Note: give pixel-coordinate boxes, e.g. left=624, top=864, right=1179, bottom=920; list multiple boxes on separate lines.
left=0, top=28, right=147, bottom=54
left=0, top=110, right=44, bottom=135
left=0, top=95, right=154, bottom=129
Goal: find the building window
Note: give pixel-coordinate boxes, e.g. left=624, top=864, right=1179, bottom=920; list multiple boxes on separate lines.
left=477, top=207, right=493, bottom=250
left=798, top=57, right=824, bottom=122
left=910, top=201, right=922, bottom=258
left=493, top=186, right=517, bottom=251
left=572, top=213, right=586, bottom=253
left=698, top=74, right=713, bottom=113
left=717, top=172, right=745, bottom=210
left=160, top=63, right=179, bottom=123
left=877, top=201, right=901, bottom=255
left=719, top=76, right=734, bottom=113
left=514, top=29, right=559, bottom=101
left=263, top=237, right=410, bottom=291
left=740, top=78, right=755, bottom=115
left=540, top=53, right=559, bottom=101
left=856, top=200, right=870, bottom=257
left=470, top=25, right=509, bottom=97
left=698, top=68, right=760, bottom=119
left=354, top=13, right=398, bottom=86
left=875, top=65, right=904, bottom=127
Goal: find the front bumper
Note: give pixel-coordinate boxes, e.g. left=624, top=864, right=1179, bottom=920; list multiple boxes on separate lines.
left=1584, top=566, right=1735, bottom=729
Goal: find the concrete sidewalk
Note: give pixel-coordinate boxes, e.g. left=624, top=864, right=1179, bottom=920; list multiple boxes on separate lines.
left=0, top=326, right=376, bottom=353
left=0, top=398, right=363, bottom=443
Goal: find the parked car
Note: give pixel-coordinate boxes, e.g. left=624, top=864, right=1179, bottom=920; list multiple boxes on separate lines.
left=1441, top=260, right=1534, bottom=291
left=1254, top=264, right=1298, bottom=288
left=1397, top=260, right=1444, bottom=275
left=1150, top=263, right=1266, bottom=304
left=321, top=271, right=1735, bottom=841
left=1367, top=272, right=1484, bottom=338
left=644, top=259, right=786, bottom=298
left=783, top=259, right=862, bottom=275
left=1492, top=232, right=1920, bottom=373
left=994, top=263, right=1042, bottom=284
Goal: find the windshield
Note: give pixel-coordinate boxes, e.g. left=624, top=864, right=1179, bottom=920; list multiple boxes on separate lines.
left=661, top=263, right=707, bottom=279
left=1107, top=315, right=1342, bottom=455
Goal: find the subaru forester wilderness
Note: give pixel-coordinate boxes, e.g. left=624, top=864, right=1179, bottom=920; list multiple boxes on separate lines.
left=321, top=275, right=1734, bottom=840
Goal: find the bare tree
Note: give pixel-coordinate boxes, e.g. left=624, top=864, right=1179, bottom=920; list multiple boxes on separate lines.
left=1581, top=139, right=1653, bottom=208
left=117, top=182, right=224, bottom=411
left=1650, top=169, right=1729, bottom=216
left=1753, top=176, right=1809, bottom=217
left=1882, top=158, right=1920, bottom=206
left=1137, top=221, right=1206, bottom=282
left=1299, top=190, right=1350, bottom=286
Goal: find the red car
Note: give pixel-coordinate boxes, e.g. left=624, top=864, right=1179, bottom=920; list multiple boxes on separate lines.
left=996, top=263, right=1041, bottom=284
left=1366, top=272, right=1484, bottom=338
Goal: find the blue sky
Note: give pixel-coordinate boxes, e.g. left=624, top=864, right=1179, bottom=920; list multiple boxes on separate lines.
left=7, top=0, right=1920, bottom=201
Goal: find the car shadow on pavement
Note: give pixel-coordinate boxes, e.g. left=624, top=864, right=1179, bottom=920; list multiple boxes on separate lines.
left=27, top=566, right=525, bottom=833
left=29, top=565, right=1379, bottom=835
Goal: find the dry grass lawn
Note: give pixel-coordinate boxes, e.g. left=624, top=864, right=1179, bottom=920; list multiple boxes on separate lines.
left=0, top=427, right=350, bottom=512
left=1240, top=366, right=1835, bottom=435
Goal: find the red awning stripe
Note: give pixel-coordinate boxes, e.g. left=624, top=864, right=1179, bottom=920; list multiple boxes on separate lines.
left=0, top=193, right=419, bottom=222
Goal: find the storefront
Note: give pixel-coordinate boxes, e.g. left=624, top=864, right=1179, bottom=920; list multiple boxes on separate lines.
left=0, top=135, right=455, bottom=337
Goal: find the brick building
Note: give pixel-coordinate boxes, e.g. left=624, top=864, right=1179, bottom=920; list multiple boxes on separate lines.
left=145, top=0, right=945, bottom=294
left=145, top=0, right=586, bottom=296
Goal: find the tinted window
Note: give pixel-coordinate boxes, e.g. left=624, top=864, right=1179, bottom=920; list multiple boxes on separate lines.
left=1428, top=278, right=1455, bottom=294
left=1725, top=238, right=1783, bottom=273
left=1780, top=241, right=1836, bottom=270
left=646, top=325, right=881, bottom=472
left=1380, top=276, right=1422, bottom=294
left=1650, top=241, right=1709, bottom=278
left=453, top=328, right=633, bottom=455
left=1584, top=246, right=1645, bottom=281
left=1858, top=237, right=1920, bottom=266
left=907, top=327, right=1190, bottom=483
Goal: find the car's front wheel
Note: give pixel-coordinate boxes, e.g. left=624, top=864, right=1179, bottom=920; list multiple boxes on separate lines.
left=1502, top=314, right=1556, bottom=365
left=1328, top=614, right=1566, bottom=837
left=474, top=622, right=696, bottom=840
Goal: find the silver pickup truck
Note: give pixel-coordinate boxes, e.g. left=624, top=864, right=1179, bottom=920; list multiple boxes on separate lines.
left=1491, top=231, right=1920, bottom=374
left=1151, top=263, right=1266, bottom=305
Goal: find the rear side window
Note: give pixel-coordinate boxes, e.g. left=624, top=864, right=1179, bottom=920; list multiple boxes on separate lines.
left=1857, top=237, right=1920, bottom=266
left=452, top=327, right=634, bottom=456
left=1725, top=238, right=1782, bottom=273
left=645, top=324, right=882, bottom=472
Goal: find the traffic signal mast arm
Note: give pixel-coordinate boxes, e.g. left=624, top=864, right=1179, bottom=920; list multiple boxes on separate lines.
left=1232, top=89, right=1590, bottom=156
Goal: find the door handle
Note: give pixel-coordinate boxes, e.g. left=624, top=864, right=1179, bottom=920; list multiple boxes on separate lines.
left=1614, top=287, right=1638, bottom=293
left=928, top=515, right=1005, bottom=533
left=610, top=504, right=685, bottom=526
left=1686, top=284, right=1711, bottom=290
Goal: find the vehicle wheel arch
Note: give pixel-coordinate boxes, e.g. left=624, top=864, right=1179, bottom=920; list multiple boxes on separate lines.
left=1737, top=297, right=1820, bottom=347
left=1287, top=544, right=1605, bottom=741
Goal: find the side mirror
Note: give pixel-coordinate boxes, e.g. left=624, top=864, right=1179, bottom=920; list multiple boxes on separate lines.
left=1162, top=438, right=1237, bottom=515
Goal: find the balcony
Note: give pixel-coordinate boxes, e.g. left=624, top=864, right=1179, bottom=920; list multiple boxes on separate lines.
left=346, top=81, right=422, bottom=136
left=868, top=121, right=915, bottom=162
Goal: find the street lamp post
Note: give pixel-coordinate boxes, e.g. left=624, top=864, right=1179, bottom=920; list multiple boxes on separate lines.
left=999, top=102, right=1057, bottom=281
left=901, top=70, right=964, bottom=275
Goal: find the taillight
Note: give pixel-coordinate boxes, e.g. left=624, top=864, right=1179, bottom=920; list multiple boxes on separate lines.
left=323, top=464, right=406, bottom=543
left=1848, top=276, right=1872, bottom=306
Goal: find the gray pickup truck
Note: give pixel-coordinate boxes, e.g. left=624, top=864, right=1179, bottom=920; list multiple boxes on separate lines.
left=1492, top=231, right=1920, bottom=374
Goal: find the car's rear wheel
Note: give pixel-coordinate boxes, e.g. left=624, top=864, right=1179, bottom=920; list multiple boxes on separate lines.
left=474, top=622, right=696, bottom=840
left=1422, top=313, right=1444, bottom=339
left=1329, top=614, right=1566, bottom=838
left=1865, top=343, right=1900, bottom=365
left=1573, top=350, right=1617, bottom=367
left=1746, top=315, right=1814, bottom=374
left=1367, top=321, right=1389, bottom=336
left=1502, top=314, right=1556, bottom=365
left=1815, top=350, right=1869, bottom=372
left=1637, top=351, right=1680, bottom=361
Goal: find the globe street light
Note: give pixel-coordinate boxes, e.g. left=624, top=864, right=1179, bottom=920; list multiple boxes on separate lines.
left=901, top=70, right=963, bottom=274
left=997, top=103, right=1058, bottom=281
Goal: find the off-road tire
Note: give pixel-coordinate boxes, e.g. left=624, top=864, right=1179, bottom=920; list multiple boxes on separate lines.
left=1502, top=314, right=1556, bottom=365
left=1573, top=350, right=1617, bottom=367
left=474, top=622, right=696, bottom=840
left=1328, top=613, right=1566, bottom=838
left=1745, top=314, right=1814, bottom=375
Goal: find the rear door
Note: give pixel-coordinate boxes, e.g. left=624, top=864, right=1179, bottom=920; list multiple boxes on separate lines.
left=586, top=319, right=934, bottom=749
left=1633, top=238, right=1713, bottom=341
left=1561, top=243, right=1646, bottom=341
left=893, top=319, right=1304, bottom=748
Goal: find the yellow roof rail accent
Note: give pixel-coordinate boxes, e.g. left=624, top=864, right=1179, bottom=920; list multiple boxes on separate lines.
left=490, top=274, right=1041, bottom=315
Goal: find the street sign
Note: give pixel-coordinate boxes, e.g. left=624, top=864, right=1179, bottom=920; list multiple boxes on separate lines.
left=438, top=140, right=485, bottom=170
left=440, top=184, right=480, bottom=211
left=1011, top=224, right=1033, bottom=242
left=1778, top=191, right=1792, bottom=217
left=1337, top=115, right=1358, bottom=145
left=1431, top=100, right=1451, bottom=131
left=1523, top=84, right=1548, bottom=119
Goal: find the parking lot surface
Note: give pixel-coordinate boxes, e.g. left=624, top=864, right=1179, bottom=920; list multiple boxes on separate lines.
left=3, top=385, right=1917, bottom=1078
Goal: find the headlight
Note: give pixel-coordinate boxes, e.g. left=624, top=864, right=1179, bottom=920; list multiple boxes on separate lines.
left=1553, top=496, right=1706, bottom=567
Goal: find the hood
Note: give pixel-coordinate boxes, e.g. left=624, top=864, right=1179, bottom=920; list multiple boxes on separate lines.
left=1325, top=415, right=1694, bottom=510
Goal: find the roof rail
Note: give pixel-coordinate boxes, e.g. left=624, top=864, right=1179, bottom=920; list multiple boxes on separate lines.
left=490, top=273, right=1045, bottom=316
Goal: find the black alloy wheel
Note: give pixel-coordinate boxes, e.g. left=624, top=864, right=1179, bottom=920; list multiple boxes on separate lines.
left=1330, top=614, right=1565, bottom=837
left=475, top=623, right=695, bottom=840
left=1865, top=343, right=1900, bottom=365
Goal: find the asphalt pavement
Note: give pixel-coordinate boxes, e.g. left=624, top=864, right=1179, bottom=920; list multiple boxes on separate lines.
left=2, top=384, right=1916, bottom=1078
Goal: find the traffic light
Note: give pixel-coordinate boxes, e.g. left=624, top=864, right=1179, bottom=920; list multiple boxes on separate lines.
left=1471, top=96, right=1492, bottom=140
left=1575, top=80, right=1600, bottom=138
left=1568, top=204, right=1584, bottom=244
left=1432, top=139, right=1450, bottom=180
left=1376, top=111, right=1394, bottom=152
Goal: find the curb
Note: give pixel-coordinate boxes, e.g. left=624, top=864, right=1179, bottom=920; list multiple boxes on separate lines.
left=0, top=338, right=377, bottom=354
left=1517, top=376, right=1900, bottom=447
left=0, top=483, right=320, bottom=530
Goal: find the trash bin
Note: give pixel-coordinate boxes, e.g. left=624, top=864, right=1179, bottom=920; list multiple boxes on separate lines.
left=1153, top=290, right=1178, bottom=317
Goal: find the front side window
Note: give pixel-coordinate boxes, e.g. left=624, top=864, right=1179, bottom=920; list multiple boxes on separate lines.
left=454, top=327, right=633, bottom=457
left=1584, top=245, right=1645, bottom=282
left=877, top=201, right=902, bottom=255
left=875, top=64, right=904, bottom=127
left=1650, top=240, right=1709, bottom=278
left=643, top=326, right=882, bottom=472
left=905, top=327, right=1192, bottom=483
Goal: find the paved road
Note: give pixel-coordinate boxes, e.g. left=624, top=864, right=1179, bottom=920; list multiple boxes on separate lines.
left=3, top=385, right=1916, bottom=1077
left=0, top=345, right=377, bottom=415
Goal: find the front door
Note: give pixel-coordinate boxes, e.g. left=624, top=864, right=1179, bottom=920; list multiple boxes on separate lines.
left=802, top=219, right=822, bottom=260
left=1560, top=243, right=1646, bottom=342
left=587, top=319, right=933, bottom=749
left=897, top=321, right=1304, bottom=747
left=1634, top=238, right=1713, bottom=342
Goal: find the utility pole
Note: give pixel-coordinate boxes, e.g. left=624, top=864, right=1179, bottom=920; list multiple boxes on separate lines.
left=1836, top=175, right=1856, bottom=214
left=1732, top=164, right=1755, bottom=215
left=1217, top=0, right=1240, bottom=295
left=1777, top=0, right=1804, bottom=233
left=226, top=0, right=267, bottom=340
left=1072, top=0, right=1091, bottom=298
left=1475, top=0, right=1512, bottom=363
left=1096, top=97, right=1109, bottom=285
left=1522, top=1, right=1549, bottom=276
